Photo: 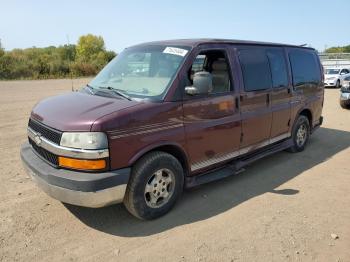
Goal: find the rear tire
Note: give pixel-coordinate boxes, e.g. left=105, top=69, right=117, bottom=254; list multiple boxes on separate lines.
left=123, top=151, right=184, bottom=220
left=288, top=115, right=310, bottom=153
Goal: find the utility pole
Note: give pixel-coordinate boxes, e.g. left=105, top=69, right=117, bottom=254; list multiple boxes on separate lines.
left=0, top=38, right=4, bottom=57
left=66, top=34, right=74, bottom=92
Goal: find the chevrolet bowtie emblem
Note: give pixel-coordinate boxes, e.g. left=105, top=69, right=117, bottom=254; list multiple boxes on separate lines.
left=34, top=133, right=42, bottom=146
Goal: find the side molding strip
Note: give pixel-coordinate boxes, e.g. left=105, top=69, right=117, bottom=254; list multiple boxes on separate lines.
left=191, top=132, right=291, bottom=171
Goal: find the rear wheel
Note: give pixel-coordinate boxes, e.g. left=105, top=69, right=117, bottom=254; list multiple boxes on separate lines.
left=288, top=115, right=310, bottom=153
left=123, top=151, right=184, bottom=220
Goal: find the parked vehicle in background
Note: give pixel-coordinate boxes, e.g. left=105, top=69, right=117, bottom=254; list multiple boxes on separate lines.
left=340, top=75, right=350, bottom=108
left=20, top=39, right=324, bottom=220
left=324, top=68, right=350, bottom=88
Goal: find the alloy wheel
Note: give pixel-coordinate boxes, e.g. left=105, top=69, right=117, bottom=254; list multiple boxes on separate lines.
left=296, top=124, right=307, bottom=147
left=144, top=168, right=175, bottom=208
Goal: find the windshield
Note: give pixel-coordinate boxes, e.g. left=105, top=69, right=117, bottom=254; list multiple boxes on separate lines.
left=89, top=45, right=190, bottom=100
left=325, top=69, right=340, bottom=75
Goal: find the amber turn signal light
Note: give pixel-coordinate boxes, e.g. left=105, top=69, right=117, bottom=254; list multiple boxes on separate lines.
left=58, top=157, right=106, bottom=170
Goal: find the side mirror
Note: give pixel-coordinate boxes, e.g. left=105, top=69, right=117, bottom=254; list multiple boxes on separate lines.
left=185, top=71, right=213, bottom=96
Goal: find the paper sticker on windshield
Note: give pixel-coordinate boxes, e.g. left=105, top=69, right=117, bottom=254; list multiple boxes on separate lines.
left=163, top=47, right=188, bottom=57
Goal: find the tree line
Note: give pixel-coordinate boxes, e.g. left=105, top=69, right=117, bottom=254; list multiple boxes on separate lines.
left=0, top=34, right=116, bottom=80
left=325, top=45, right=350, bottom=53
left=1, top=38, right=349, bottom=80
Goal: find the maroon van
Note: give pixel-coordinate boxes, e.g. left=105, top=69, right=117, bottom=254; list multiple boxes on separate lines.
left=21, top=39, right=324, bottom=219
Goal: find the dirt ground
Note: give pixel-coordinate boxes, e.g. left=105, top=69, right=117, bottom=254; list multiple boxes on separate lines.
left=0, top=79, right=349, bottom=262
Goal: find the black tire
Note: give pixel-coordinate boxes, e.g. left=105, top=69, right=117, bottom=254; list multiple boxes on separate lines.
left=287, top=115, right=310, bottom=153
left=340, top=100, right=349, bottom=109
left=123, top=151, right=184, bottom=220
left=336, top=80, right=341, bottom=88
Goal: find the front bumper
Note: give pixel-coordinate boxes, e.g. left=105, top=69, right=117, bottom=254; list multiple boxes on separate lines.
left=20, top=142, right=130, bottom=208
left=324, top=80, right=336, bottom=86
left=340, top=92, right=350, bottom=101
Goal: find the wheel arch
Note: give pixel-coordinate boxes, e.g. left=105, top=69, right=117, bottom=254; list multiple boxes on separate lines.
left=128, top=142, right=190, bottom=175
left=298, top=108, right=313, bottom=128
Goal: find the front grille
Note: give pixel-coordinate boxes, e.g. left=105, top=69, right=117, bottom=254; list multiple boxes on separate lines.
left=29, top=138, right=59, bottom=166
left=341, top=88, right=350, bottom=93
left=28, top=119, right=62, bottom=144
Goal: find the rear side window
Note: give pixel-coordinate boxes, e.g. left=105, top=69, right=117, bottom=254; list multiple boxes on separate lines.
left=266, top=49, right=289, bottom=88
left=239, top=49, right=272, bottom=92
left=289, top=50, right=321, bottom=86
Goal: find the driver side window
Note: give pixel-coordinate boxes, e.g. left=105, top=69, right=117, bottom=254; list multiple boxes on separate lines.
left=188, top=50, right=232, bottom=94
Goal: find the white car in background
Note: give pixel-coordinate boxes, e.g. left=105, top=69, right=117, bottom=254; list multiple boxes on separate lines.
left=324, top=68, right=350, bottom=88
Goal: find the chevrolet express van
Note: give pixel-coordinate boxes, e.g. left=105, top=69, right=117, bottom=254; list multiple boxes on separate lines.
left=21, top=39, right=324, bottom=219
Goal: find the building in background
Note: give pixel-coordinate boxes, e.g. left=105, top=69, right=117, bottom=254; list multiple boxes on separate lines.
left=319, top=53, right=350, bottom=69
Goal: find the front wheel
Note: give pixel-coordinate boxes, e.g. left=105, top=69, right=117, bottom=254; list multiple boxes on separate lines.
left=336, top=80, right=341, bottom=88
left=123, top=151, right=184, bottom=220
left=288, top=115, right=310, bottom=153
left=340, top=100, right=349, bottom=109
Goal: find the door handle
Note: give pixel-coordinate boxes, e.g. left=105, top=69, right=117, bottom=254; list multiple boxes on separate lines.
left=266, top=93, right=270, bottom=104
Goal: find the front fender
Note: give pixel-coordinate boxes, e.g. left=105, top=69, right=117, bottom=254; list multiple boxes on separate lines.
left=128, top=141, right=189, bottom=170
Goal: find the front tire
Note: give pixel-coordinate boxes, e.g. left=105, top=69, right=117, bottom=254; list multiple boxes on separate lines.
left=340, top=100, right=349, bottom=109
left=123, top=151, right=184, bottom=220
left=336, top=80, right=341, bottom=88
left=288, top=115, right=310, bottom=153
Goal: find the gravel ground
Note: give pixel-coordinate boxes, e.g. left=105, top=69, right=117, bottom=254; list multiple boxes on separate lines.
left=0, top=79, right=349, bottom=262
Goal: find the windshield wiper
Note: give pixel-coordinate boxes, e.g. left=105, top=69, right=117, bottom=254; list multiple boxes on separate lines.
left=85, top=84, right=96, bottom=94
left=98, top=86, right=132, bottom=101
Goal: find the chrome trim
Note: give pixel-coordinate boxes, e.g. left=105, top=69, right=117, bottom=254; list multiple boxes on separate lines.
left=238, top=140, right=270, bottom=156
left=25, top=165, right=126, bottom=208
left=28, top=127, right=109, bottom=159
left=269, top=132, right=291, bottom=144
left=191, top=132, right=291, bottom=171
left=191, top=150, right=240, bottom=172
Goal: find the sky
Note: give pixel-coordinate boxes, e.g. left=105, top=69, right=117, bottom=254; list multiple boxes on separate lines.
left=1, top=0, right=349, bottom=52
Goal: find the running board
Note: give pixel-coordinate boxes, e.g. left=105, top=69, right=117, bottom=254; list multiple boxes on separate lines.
left=185, top=138, right=293, bottom=188
left=235, top=138, right=293, bottom=170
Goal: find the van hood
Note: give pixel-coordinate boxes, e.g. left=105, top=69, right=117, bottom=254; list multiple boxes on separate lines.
left=31, top=91, right=139, bottom=131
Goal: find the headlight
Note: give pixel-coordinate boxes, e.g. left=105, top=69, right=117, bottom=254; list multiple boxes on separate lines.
left=60, top=132, right=108, bottom=150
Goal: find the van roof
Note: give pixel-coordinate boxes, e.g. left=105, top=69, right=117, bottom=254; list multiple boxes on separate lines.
left=131, top=38, right=315, bottom=50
